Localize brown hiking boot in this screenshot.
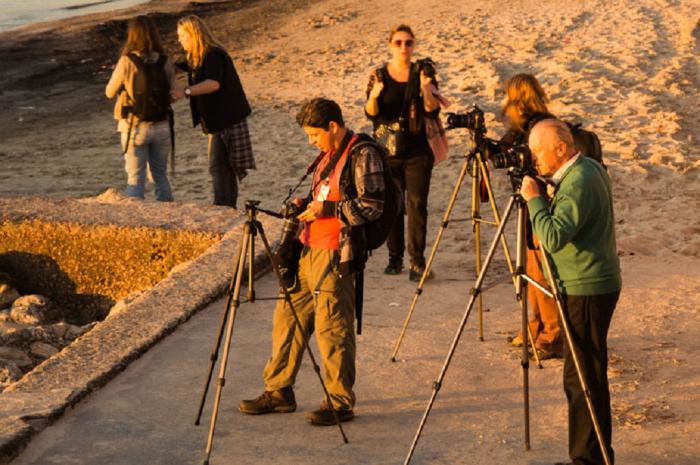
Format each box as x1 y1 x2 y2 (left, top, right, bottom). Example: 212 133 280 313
239 387 296 414
305 400 354 426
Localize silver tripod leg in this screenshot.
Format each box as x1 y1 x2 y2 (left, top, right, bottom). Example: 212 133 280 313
403 196 518 465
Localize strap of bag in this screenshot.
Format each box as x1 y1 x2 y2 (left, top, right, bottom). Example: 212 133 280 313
168 108 175 175
396 64 414 132
122 113 136 155
377 65 413 132
355 270 364 335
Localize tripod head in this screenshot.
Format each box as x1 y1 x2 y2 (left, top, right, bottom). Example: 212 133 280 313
244 199 285 220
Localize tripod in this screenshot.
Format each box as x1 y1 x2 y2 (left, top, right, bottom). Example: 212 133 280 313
194 200 348 465
402 186 611 465
390 146 542 367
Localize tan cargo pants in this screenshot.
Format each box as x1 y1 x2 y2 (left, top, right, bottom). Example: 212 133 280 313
263 247 356 410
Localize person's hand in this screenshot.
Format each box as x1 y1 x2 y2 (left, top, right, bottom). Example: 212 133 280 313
297 201 323 222
419 70 433 93
368 71 384 100
520 176 542 201
291 197 305 207
170 88 185 102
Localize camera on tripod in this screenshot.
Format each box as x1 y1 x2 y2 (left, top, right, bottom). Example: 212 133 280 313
445 105 536 179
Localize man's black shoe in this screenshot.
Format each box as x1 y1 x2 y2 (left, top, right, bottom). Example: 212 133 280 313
384 257 403 275
305 402 354 426
239 386 296 414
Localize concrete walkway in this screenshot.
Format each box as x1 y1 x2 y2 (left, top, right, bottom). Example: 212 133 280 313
11 253 696 465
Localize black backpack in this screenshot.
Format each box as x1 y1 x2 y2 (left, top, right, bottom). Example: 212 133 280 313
344 134 402 335
568 122 605 168
126 53 171 122
346 134 402 254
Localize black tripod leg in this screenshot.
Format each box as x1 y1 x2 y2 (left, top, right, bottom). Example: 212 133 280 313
515 202 531 451
403 196 516 465
539 249 613 465
202 226 250 465
391 160 470 362
255 221 349 444
194 227 246 426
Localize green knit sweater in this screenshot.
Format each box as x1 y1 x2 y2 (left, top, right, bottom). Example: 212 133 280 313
527 156 622 296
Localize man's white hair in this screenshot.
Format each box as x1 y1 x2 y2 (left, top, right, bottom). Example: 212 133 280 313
532 118 574 150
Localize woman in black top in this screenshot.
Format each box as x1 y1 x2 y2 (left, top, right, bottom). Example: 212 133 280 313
172 15 255 208
365 24 440 282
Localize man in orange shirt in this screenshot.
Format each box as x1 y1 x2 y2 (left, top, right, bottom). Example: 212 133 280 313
239 98 386 426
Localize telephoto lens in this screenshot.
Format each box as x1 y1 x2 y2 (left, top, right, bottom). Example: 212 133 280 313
272 202 304 290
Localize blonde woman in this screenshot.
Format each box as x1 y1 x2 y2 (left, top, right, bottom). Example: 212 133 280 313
499 73 552 147
105 15 174 201
499 73 561 360
172 15 254 208
364 24 440 282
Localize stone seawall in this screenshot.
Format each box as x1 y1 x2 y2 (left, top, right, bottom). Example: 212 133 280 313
0 193 282 463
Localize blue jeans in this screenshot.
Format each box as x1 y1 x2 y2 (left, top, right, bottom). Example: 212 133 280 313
120 121 173 201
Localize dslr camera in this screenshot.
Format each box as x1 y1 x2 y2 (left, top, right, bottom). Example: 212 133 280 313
273 201 305 290
416 57 436 79
445 105 535 178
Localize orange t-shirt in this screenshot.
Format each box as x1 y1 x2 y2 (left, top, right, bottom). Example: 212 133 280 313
300 135 358 250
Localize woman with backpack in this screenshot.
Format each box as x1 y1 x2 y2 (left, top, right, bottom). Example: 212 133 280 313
364 24 441 282
171 15 254 209
106 15 174 202
499 73 562 360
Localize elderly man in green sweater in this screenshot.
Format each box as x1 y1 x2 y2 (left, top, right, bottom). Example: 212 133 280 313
520 119 621 465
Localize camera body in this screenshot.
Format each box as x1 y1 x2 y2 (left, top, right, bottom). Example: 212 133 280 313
416 57 436 79
446 106 485 132
445 105 536 178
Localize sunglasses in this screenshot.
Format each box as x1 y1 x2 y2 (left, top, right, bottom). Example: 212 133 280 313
392 39 415 48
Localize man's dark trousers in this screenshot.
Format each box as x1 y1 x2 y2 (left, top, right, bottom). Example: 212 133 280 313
563 291 620 465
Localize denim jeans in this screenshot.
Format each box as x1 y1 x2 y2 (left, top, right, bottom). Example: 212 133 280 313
208 132 238 208
120 121 173 201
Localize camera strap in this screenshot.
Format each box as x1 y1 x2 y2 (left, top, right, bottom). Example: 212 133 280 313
310 130 355 194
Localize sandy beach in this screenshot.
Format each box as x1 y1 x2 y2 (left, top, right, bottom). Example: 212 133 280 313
0 0 698 462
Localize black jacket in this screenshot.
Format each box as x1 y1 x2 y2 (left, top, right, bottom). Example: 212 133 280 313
187 46 251 133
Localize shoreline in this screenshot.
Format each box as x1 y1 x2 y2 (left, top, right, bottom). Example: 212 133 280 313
0 0 149 34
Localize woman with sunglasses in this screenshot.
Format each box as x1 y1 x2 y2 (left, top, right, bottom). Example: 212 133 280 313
499 73 561 360
171 15 254 208
365 24 440 282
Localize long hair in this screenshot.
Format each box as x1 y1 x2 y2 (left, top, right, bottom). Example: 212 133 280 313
500 73 550 132
177 15 224 69
121 15 164 56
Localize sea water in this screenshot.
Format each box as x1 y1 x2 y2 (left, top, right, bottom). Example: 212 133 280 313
0 0 148 32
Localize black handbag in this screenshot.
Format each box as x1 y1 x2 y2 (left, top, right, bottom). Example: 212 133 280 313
373 120 406 157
